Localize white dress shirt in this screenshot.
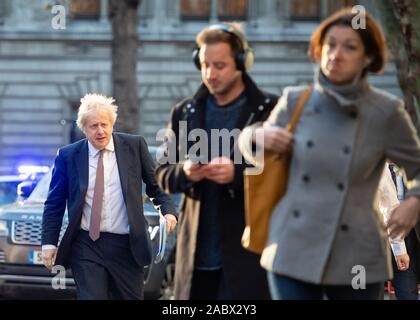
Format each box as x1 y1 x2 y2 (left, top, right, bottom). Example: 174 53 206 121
42 137 129 251
80 137 129 234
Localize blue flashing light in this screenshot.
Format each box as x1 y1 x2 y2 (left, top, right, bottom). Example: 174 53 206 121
17 165 50 175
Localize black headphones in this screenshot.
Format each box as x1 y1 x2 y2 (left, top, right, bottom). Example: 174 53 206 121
192 24 254 72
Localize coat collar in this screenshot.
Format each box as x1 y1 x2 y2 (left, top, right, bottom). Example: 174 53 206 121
73 133 134 202
315 68 369 110
87 136 115 157
188 73 273 130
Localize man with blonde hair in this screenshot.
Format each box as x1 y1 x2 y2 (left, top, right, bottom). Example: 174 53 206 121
42 93 177 299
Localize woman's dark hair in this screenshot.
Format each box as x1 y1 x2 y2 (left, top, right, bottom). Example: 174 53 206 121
308 8 387 75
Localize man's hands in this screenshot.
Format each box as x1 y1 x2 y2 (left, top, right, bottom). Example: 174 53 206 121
387 196 420 239
164 213 177 235
395 254 410 271
183 157 234 184
183 160 208 182
42 248 57 271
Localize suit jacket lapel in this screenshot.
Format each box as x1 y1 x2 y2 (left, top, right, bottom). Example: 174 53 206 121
74 140 89 196
113 133 134 206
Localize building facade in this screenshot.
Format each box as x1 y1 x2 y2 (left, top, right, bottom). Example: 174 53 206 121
0 0 400 174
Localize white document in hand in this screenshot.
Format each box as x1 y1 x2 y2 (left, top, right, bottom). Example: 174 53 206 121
154 214 167 264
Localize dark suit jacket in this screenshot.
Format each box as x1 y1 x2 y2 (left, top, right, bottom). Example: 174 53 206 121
42 132 176 269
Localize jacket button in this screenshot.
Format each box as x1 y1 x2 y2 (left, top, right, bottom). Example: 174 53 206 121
265 98 271 104
343 146 351 154
307 140 314 148
337 183 344 191
191 108 195 113
302 174 310 183
349 110 358 118
258 105 264 111
187 103 192 109
293 210 300 218
341 224 349 231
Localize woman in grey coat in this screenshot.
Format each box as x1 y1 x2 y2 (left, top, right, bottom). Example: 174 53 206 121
240 8 420 299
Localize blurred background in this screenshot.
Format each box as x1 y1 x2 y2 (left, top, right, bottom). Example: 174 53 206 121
0 0 401 176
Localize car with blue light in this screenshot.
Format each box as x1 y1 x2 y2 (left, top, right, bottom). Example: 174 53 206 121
0 165 48 206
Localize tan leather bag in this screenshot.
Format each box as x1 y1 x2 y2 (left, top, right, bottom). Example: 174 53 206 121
242 87 313 254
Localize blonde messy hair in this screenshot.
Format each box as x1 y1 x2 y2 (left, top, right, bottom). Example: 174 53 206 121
76 93 118 130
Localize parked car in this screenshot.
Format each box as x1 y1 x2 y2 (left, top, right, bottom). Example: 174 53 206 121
0 150 178 300
0 176 26 206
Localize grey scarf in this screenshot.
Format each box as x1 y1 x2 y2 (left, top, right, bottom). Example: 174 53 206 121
314 67 369 110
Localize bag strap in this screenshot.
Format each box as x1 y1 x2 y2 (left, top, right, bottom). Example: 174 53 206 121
287 86 313 133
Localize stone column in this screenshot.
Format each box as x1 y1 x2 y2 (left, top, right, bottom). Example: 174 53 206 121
100 0 108 23
7 0 34 27
249 0 282 27
0 1 5 25
162 0 180 26
320 0 328 19
210 0 218 23
265 0 278 23
154 0 166 22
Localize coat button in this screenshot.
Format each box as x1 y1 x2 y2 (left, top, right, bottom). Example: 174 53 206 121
343 146 351 154
337 183 344 191
265 98 271 104
187 103 192 109
341 224 349 231
349 110 358 118
191 108 195 113
258 105 264 111
293 210 300 218
302 174 310 183
314 106 321 113
307 140 314 148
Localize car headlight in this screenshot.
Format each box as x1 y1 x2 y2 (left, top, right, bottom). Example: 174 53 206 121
0 220 8 237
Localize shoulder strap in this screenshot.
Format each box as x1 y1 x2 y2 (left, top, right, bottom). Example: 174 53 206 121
287 86 313 133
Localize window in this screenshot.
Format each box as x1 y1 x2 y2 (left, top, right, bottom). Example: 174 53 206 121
291 0 321 21
328 0 357 15
181 0 247 21
181 0 210 21
71 0 100 20
217 0 247 20
290 0 358 21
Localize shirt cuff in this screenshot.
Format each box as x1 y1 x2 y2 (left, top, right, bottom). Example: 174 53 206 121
42 244 57 251
390 239 407 256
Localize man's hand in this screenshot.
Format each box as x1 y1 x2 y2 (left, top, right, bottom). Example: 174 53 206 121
258 123 292 153
387 196 420 239
395 254 410 271
164 214 177 235
42 248 57 271
205 157 234 184
183 160 208 182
